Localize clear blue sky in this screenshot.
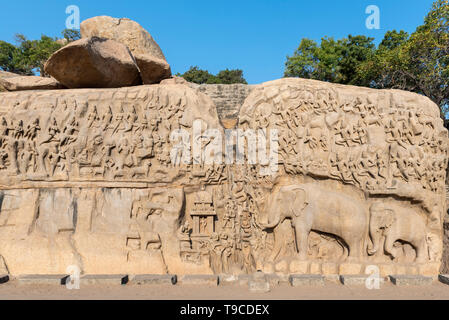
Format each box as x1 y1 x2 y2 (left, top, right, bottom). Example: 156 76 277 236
0 0 436 84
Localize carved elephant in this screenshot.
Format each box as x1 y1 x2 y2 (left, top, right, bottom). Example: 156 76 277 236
259 184 368 261
368 202 428 263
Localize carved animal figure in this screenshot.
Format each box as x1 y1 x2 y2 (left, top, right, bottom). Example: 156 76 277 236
259 184 368 261
367 202 428 263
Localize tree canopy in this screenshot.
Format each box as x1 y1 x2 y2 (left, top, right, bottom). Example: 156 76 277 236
285 0 449 120
0 29 80 76
178 66 247 84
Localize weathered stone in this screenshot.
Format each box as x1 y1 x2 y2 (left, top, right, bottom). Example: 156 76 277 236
321 262 338 275
187 83 255 120
289 274 325 286
131 274 177 285
133 54 171 85
0 71 19 92
340 275 385 286
324 274 341 283
249 280 270 293
179 275 218 286
275 260 288 273
248 272 270 293
262 262 275 274
389 275 434 286
0 77 445 280
378 264 396 277
339 263 363 275
17 274 68 285
237 274 251 286
418 262 440 276
0 76 65 91
81 16 171 84
290 260 309 274
80 274 129 285
44 37 141 88
310 262 322 274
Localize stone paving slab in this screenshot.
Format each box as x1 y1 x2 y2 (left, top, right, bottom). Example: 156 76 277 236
389 275 433 286
80 275 129 286
179 275 218 286
17 274 68 285
340 275 386 286
131 274 177 285
248 279 270 293
289 274 325 287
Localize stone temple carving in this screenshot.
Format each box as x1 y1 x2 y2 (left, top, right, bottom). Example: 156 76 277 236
0 77 446 278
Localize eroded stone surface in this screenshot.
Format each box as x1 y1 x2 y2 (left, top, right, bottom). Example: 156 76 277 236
81 16 171 84
0 77 446 278
0 76 65 91
44 37 141 88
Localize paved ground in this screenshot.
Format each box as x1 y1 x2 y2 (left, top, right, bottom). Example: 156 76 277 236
0 281 449 300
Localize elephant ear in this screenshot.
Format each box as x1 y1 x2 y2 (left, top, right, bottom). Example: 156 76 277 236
291 188 308 217
381 209 395 229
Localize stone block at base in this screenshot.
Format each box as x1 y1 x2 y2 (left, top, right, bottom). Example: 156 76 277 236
218 274 239 285
237 275 251 286
289 274 325 287
17 274 68 285
248 280 270 293
389 275 433 286
340 275 385 286
179 275 218 286
80 275 129 286
131 274 177 285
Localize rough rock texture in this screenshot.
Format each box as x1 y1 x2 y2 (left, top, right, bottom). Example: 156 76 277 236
441 218 449 273
0 77 446 277
187 83 255 120
44 37 141 89
133 54 171 85
0 71 18 92
0 75 65 91
81 16 171 84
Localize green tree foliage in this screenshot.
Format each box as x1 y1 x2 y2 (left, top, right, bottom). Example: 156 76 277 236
214 69 247 84
361 0 449 118
284 35 375 85
178 66 247 84
62 29 81 42
0 29 80 76
285 0 449 119
178 66 215 84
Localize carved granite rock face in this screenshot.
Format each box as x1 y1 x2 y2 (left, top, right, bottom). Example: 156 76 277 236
81 16 171 85
0 75 65 91
44 37 142 89
0 77 446 277
0 71 18 92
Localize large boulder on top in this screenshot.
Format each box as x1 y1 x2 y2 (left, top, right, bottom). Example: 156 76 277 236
44 37 141 88
0 75 65 91
81 16 171 84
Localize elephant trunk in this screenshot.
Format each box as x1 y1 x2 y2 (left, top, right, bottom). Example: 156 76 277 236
367 225 381 255
259 210 282 230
